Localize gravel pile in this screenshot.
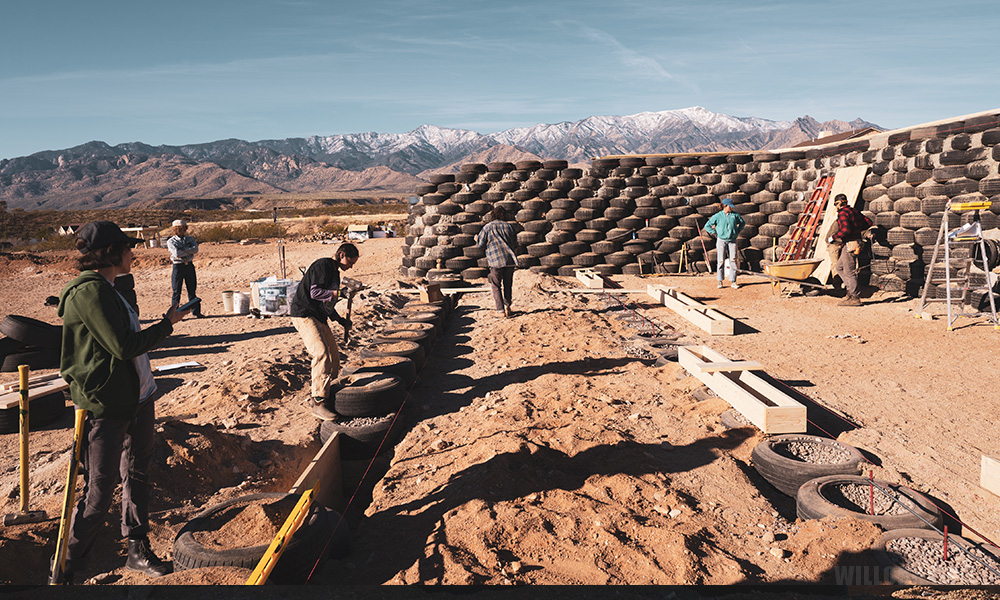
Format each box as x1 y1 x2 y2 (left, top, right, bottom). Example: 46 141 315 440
825 482 910 515
773 439 853 464
339 414 393 427
886 536 1000 585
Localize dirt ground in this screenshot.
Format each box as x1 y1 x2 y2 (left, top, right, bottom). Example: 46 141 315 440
1 234 999 592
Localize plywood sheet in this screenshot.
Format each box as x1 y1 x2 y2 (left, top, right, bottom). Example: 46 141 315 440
813 164 870 284
982 455 1000 498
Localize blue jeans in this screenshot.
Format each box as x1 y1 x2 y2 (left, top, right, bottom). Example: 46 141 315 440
716 238 737 283
171 262 197 308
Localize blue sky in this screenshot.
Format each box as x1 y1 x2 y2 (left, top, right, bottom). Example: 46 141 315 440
1 0 997 160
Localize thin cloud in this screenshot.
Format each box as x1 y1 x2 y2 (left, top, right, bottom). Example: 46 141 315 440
575 24 675 83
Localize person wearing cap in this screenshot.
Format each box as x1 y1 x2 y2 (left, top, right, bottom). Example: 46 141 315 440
705 198 746 289
476 205 518 317
56 221 191 582
166 220 204 317
290 243 360 420
828 193 873 306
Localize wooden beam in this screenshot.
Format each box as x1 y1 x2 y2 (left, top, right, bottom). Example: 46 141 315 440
982 455 1000 498
397 287 491 295
0 373 60 392
647 284 736 336
290 432 344 510
679 345 807 434
0 377 69 410
813 164 869 284
575 268 605 289
569 288 649 294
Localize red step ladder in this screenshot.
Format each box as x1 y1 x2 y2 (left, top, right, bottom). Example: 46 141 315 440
778 175 834 262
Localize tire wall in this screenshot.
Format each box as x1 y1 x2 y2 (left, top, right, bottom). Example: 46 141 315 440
402 115 1000 297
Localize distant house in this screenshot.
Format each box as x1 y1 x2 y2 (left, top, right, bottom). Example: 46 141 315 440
58 224 86 236
347 224 374 241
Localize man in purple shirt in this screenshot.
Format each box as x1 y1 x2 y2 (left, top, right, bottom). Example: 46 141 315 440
290 243 360 419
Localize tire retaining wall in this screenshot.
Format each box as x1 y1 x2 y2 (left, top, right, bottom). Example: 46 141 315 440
400 111 1000 302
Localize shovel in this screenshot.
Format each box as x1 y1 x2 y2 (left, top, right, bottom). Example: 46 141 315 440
2 365 48 526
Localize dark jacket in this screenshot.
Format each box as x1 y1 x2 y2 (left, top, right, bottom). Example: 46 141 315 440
58 271 172 420
290 257 341 323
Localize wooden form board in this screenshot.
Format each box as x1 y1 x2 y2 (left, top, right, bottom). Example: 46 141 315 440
397 287 490 295
0 377 69 410
982 455 1000 498
678 345 807 434
290 432 344 509
575 268 605 289
812 164 870 284
647 284 736 336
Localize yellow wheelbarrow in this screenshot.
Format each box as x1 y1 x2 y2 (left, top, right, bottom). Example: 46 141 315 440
740 258 830 295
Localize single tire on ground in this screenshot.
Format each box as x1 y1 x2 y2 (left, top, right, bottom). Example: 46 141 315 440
172 492 349 583
0 316 61 349
795 474 943 530
751 434 864 497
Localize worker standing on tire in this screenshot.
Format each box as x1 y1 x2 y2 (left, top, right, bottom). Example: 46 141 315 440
828 194 872 306
476 206 518 317
166 220 204 318
705 198 745 289
290 243 360 420
57 221 190 583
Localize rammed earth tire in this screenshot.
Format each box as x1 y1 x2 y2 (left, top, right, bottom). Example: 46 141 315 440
360 340 426 370
333 373 406 418
341 356 417 389
0 390 67 434
0 316 61 349
751 434 864 497
720 408 755 431
795 475 943 530
1 347 61 372
172 492 349 583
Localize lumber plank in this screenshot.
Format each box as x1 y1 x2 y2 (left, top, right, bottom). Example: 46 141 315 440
982 455 1000 498
575 268 605 289
690 360 764 374
397 287 491 294
813 164 869 284
0 373 60 392
678 345 806 434
0 377 69 410
647 284 736 336
290 431 343 510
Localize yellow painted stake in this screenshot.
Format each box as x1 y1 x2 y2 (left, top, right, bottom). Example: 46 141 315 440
245 483 317 585
50 408 86 585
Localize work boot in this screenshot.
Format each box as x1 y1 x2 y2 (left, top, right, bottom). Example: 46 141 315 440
838 295 862 307
311 397 338 421
125 537 172 577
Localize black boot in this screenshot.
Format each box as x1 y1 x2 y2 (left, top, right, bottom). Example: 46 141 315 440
125 537 172 577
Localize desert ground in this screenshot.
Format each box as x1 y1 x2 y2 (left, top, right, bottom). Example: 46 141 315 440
0 232 999 593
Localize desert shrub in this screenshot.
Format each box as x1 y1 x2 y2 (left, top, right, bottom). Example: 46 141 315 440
197 222 281 243
320 223 347 236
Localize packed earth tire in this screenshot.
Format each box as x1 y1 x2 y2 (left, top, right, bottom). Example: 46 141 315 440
372 328 432 351
0 390 67 434
720 408 755 430
319 413 399 459
1 347 61 372
873 528 1000 585
360 340 426 371
172 492 349 583
751 434 864 497
0 316 61 349
333 373 406 418
795 474 943 530
341 356 417 389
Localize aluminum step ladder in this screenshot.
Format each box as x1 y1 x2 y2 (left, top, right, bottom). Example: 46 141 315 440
916 200 999 331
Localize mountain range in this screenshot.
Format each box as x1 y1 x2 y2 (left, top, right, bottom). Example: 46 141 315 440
0 107 878 211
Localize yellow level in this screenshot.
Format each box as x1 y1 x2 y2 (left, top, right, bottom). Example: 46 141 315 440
245 483 317 585
950 202 992 211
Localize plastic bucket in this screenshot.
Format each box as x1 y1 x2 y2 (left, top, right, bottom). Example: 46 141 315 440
221 291 235 313
233 292 250 315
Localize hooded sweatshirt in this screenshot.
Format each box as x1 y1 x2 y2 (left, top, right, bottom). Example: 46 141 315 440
58 271 172 419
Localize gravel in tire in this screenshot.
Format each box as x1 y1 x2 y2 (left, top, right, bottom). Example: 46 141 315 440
796 474 943 530
877 529 1000 585
751 434 864 497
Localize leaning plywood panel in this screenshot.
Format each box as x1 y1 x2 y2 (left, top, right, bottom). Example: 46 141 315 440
813 164 869 284
647 284 735 335
290 432 344 510
982 456 1000 498
678 345 807 434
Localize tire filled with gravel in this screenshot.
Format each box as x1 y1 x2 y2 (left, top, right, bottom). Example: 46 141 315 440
875 528 1000 585
796 474 943 530
751 434 864 497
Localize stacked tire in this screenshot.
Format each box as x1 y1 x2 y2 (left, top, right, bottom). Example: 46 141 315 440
0 315 66 433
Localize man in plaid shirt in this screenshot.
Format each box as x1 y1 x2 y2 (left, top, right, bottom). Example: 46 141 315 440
476 206 518 317
828 193 872 306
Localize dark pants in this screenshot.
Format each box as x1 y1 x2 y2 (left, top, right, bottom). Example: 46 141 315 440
488 266 515 311
67 400 155 567
171 263 197 308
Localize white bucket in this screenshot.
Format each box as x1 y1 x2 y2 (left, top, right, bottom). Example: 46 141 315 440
233 292 251 315
221 290 235 313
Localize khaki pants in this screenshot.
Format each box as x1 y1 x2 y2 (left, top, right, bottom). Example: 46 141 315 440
291 316 340 399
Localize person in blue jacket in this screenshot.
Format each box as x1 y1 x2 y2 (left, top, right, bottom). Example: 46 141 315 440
705 198 746 289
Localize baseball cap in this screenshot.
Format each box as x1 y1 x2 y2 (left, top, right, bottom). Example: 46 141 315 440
172 219 187 227
76 221 143 254
722 198 735 208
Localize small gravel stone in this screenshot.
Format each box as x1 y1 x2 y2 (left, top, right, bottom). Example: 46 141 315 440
886 536 1000 585
770 548 788 558
773 439 852 464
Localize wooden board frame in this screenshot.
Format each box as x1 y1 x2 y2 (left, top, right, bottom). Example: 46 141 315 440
647 284 736 336
813 164 870 284
0 377 69 410
982 455 1000 498
290 432 344 510
575 268 605 289
678 345 807 434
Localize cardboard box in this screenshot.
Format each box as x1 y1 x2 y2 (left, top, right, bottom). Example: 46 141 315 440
250 278 299 315
420 283 443 303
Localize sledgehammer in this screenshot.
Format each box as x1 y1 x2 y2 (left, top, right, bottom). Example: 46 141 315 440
2 365 48 526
